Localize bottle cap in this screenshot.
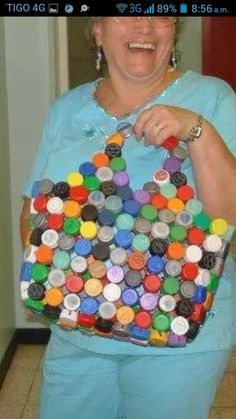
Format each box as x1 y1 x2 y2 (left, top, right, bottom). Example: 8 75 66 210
47 214 64 231
98 225 114 244
210 218 228 236
140 204 158 222
79 161 96 176
116 213 135 231
46 197 64 214
107 265 124 283
48 269 66 287
105 195 123 214
71 256 87 273
63 200 81 218
45 288 64 307
159 295 176 312
114 229 132 249
185 245 202 263
67 171 84 186
83 176 100 192
160 183 177 199
63 218 81 236
98 301 116 319
113 171 130 188
140 292 158 311
177 185 194 201
103 283 121 302
151 221 170 239
64 293 81 311
66 275 84 293
38 179 54 195
170 171 187 188
116 186 133 202
180 281 197 298
75 239 92 257
124 270 143 287
96 166 114 183
84 278 103 297
81 297 99 315
170 316 189 335
132 234 150 253
153 169 170 185
88 190 106 209
163 156 181 174
143 181 160 195
80 221 97 240
58 233 75 251
53 182 70 199
41 229 59 248
109 157 126 172
165 260 182 277
133 190 150 205
162 276 180 295
105 143 122 159
110 247 127 266
69 185 89 204
128 252 146 270
28 283 46 301
92 242 110 261
121 288 139 306
134 218 152 235
176 211 193 228
31 263 48 282
81 204 98 222
153 313 170 332
149 238 168 256
143 274 161 292
134 311 152 328
53 250 71 270
203 235 222 252
92 152 109 168
116 306 135 324
89 260 107 278
185 198 203 216
36 244 53 265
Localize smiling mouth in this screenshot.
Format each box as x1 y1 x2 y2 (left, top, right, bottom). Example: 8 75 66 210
127 42 156 51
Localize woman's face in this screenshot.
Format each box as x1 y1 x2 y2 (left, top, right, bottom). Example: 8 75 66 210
93 17 177 81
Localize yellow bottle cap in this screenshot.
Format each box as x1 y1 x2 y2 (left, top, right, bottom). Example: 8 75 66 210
210 218 228 236
116 306 134 325
63 200 81 218
106 132 124 146
80 221 97 240
167 197 185 214
149 329 168 346
45 288 64 307
67 172 84 187
84 278 103 297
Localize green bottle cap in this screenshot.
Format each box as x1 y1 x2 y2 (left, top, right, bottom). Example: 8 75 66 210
131 234 150 253
162 276 180 295
206 273 220 293
53 251 71 270
31 263 48 282
109 157 126 172
170 225 187 242
115 213 135 231
131 305 141 314
83 176 100 191
185 199 203 216
81 270 92 280
63 218 81 236
160 183 177 199
193 213 211 231
153 313 170 332
24 298 44 313
140 204 158 222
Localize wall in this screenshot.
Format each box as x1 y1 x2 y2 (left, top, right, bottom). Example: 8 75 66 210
4 17 56 328
0 18 15 360
177 17 202 73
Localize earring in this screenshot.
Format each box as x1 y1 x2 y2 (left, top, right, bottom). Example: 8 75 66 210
170 49 177 71
96 46 102 71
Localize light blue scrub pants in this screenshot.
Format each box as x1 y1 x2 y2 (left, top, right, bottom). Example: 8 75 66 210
38 331 233 419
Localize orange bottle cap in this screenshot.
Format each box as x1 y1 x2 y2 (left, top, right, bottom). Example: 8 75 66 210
63 200 81 218
45 288 64 307
128 252 146 270
167 197 185 213
106 132 124 146
36 245 53 265
151 194 167 210
92 152 109 168
167 242 185 260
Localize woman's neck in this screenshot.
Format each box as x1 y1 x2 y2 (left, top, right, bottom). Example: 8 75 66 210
95 68 182 118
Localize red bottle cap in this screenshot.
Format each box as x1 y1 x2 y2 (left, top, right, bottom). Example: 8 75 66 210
134 311 152 328
177 185 194 201
69 186 89 204
33 195 48 212
162 136 179 151
187 227 205 245
77 313 96 328
47 214 64 231
181 263 198 281
151 194 167 210
66 275 84 293
188 304 205 322
143 274 161 292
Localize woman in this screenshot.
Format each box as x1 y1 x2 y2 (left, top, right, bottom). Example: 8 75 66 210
20 17 236 419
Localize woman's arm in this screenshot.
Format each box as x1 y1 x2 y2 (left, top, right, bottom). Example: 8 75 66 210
20 197 31 249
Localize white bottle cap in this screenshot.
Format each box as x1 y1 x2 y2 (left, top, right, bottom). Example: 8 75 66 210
171 316 189 336
194 268 211 286
203 235 222 253
98 226 114 244
110 247 127 266
103 283 121 302
153 169 170 185
60 309 78 321
151 222 170 239
41 229 59 248
64 294 81 311
159 295 176 312
71 256 87 273
96 167 113 183
48 269 66 287
185 245 202 263
23 245 38 263
46 197 64 214
98 301 117 319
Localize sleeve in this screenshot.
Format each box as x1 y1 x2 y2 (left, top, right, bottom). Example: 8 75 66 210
209 85 236 158
21 105 55 198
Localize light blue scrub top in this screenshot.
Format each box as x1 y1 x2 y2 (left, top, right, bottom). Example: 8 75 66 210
22 70 236 355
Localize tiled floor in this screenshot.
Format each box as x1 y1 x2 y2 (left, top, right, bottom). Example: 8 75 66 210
0 345 236 419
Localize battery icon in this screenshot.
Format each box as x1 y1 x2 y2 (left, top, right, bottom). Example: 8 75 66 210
180 3 187 13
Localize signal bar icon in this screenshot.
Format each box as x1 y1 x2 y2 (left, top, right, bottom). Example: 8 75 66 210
144 3 155 14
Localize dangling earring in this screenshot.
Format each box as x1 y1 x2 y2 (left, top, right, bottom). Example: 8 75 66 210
169 49 177 71
96 46 102 71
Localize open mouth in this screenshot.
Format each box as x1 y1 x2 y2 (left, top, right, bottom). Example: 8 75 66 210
127 42 156 52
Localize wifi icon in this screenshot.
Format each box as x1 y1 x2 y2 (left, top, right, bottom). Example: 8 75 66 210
116 3 128 13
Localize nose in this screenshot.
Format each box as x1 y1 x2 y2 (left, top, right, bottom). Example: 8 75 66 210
134 17 155 31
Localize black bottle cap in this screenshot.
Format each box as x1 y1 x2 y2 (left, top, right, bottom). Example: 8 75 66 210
81 204 98 222
176 298 194 318
100 181 117 197
105 143 122 159
170 172 187 188
28 283 46 300
149 238 168 256
186 321 200 340
92 242 110 261
29 228 43 246
199 252 216 269
53 182 70 199
43 304 61 320
95 317 113 333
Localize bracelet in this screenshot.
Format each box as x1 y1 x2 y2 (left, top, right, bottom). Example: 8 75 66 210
186 114 203 143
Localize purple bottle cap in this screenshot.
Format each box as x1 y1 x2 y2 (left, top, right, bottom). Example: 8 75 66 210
140 292 158 311
107 265 124 283
167 331 187 347
121 288 139 306
113 171 130 187
134 190 150 205
163 157 181 174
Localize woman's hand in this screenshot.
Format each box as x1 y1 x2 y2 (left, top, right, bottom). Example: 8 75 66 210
134 105 200 147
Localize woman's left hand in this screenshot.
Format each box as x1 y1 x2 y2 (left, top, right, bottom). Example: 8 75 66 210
134 105 200 147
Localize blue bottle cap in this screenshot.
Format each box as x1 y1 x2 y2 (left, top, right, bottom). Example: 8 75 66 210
114 229 132 249
81 297 99 315
147 256 165 274
98 209 115 226
20 262 33 281
116 186 133 201
79 162 96 176
121 288 139 306
74 239 92 257
129 325 149 340
191 286 207 304
123 199 140 217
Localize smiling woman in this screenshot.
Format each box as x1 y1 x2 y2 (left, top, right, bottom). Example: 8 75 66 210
20 15 236 419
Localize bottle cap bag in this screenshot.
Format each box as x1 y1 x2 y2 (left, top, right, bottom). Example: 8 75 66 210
20 124 233 347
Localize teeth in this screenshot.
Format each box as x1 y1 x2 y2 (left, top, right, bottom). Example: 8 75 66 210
128 43 155 50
